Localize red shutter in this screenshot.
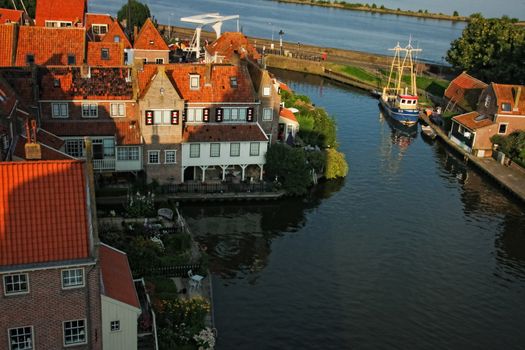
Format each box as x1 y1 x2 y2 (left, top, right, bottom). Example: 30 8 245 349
145 110 154 125
171 110 179 125
203 108 210 122
247 107 254 122
215 108 223 122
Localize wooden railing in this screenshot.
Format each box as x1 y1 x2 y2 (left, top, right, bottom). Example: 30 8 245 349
93 158 116 171
163 182 274 194
132 264 201 278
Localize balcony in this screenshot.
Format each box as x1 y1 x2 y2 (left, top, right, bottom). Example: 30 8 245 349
93 158 116 172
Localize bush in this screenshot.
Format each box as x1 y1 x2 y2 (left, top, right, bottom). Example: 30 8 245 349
265 144 312 195
325 148 349 179
306 150 326 173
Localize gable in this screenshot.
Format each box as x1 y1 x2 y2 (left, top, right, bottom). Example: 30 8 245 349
35 0 87 27
133 18 169 51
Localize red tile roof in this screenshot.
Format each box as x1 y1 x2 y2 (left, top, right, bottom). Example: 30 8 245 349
206 32 261 62
0 8 23 24
492 83 525 115
99 244 140 309
13 135 72 160
183 124 268 142
445 72 487 112
85 13 114 34
0 160 91 267
133 18 169 51
42 120 141 145
0 68 35 104
453 111 494 131
86 13 131 49
279 82 291 93
138 64 255 103
101 21 131 49
87 42 125 66
35 0 87 27
39 67 132 100
0 24 16 66
279 108 298 123
15 26 86 66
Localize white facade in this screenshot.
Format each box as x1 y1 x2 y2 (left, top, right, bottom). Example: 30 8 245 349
101 295 141 350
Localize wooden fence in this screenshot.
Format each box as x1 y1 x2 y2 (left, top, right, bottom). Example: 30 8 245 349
133 264 201 278
163 182 274 194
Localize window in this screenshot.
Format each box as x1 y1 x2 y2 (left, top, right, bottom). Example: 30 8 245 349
62 268 84 289
114 35 120 43
165 150 177 164
67 54 76 65
3 274 29 295
148 150 160 164
117 147 139 161
484 95 491 108
263 86 271 96
155 58 164 64
210 143 220 157
223 108 246 122
101 48 110 60
498 123 508 134
262 108 273 121
187 108 203 123
230 143 240 157
82 103 98 118
9 326 33 350
63 320 87 346
65 139 84 158
46 20 72 27
250 142 260 156
110 321 120 332
501 103 512 112
92 24 108 35
153 110 171 125
52 103 68 118
190 144 200 158
53 79 60 88
190 74 200 90
110 103 125 117
26 54 34 65
230 76 238 88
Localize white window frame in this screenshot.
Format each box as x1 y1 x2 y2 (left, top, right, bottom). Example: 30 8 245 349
81 103 98 118
8 326 34 350
92 24 108 35
165 150 177 164
3 273 29 296
148 150 160 164
210 143 220 157
187 108 203 123
189 144 200 158
190 74 200 90
52 103 68 118
64 138 84 158
263 86 271 96
262 108 273 121
498 123 508 135
223 107 247 122
61 268 85 289
230 142 240 157
63 319 87 347
155 58 164 64
110 103 125 117
117 146 139 161
110 320 120 332
250 142 260 156
153 110 172 125
45 20 72 27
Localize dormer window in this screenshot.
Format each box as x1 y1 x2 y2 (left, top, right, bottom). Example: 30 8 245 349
190 74 200 90
53 79 60 88
67 54 76 65
230 76 238 88
114 35 120 43
92 24 108 35
501 103 512 112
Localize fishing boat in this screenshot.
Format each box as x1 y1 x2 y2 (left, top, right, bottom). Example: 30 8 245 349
379 41 422 126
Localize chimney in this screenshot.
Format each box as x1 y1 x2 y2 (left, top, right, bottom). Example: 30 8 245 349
513 87 522 111
84 137 100 259
205 63 212 86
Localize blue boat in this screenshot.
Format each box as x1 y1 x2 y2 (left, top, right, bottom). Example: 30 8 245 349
380 42 421 126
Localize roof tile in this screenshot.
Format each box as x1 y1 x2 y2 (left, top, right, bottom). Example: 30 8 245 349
133 18 169 51
183 124 267 142
35 0 86 27
492 83 525 115
206 32 261 62
444 72 487 112
0 8 23 24
0 24 16 66
453 111 494 130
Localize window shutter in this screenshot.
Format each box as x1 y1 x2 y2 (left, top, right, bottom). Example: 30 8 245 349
247 107 254 122
182 109 187 122
145 110 154 125
203 108 210 122
171 110 179 125
215 108 223 122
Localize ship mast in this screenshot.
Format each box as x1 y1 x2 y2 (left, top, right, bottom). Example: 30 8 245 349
384 41 422 97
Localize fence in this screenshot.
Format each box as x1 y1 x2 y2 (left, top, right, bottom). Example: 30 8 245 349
163 182 274 194
257 47 322 62
133 264 201 278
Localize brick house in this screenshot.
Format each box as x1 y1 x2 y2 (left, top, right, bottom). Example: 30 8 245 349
86 13 132 67
449 84 525 157
205 32 261 64
131 18 169 65
444 72 488 114
35 0 87 27
0 160 103 350
0 8 30 25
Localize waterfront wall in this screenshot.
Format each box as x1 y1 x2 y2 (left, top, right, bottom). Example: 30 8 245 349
265 55 325 75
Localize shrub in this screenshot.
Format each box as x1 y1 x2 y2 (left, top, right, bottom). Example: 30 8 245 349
265 144 312 195
325 148 349 179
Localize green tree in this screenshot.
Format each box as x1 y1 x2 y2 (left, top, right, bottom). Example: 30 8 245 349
265 144 312 195
117 0 151 32
446 14 525 84
452 10 459 16
0 0 36 18
325 148 349 179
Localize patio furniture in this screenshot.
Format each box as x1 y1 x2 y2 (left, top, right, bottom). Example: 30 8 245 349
188 269 204 289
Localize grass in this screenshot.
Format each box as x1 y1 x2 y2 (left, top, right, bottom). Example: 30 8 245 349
338 65 379 85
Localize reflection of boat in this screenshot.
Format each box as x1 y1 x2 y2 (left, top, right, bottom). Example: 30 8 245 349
421 124 437 140
380 41 422 126
380 111 417 149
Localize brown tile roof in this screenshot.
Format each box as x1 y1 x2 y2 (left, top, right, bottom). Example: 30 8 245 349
13 135 72 160
0 8 23 24
0 160 91 267
0 24 16 66
35 0 87 27
279 108 298 123
206 32 261 62
183 124 268 142
453 111 494 131
492 83 525 115
99 244 140 309
15 26 86 66
133 18 169 51
445 72 487 112
39 67 132 100
42 120 141 145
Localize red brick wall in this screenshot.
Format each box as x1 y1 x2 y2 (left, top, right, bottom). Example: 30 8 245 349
87 42 124 67
40 101 136 121
0 264 102 350
133 50 169 64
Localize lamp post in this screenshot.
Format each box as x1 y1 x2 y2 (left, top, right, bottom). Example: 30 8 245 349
268 22 275 50
168 13 174 40
278 30 284 55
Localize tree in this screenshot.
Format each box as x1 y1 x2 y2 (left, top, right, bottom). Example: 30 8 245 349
0 0 36 18
117 0 151 33
446 14 525 84
452 10 459 16
265 144 312 195
325 148 349 179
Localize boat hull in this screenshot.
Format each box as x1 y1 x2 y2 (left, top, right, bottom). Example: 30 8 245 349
379 99 419 125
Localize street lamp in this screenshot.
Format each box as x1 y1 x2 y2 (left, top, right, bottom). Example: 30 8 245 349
168 13 174 40
278 30 284 55
268 22 275 50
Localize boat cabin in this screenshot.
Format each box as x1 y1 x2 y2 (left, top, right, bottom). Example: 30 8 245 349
397 95 418 110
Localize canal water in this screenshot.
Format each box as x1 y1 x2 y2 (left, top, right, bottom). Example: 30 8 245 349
181 70 525 349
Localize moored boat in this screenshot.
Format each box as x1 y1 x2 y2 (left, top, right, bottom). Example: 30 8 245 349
380 41 422 126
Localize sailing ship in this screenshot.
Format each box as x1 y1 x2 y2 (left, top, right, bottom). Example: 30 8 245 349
379 41 422 126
